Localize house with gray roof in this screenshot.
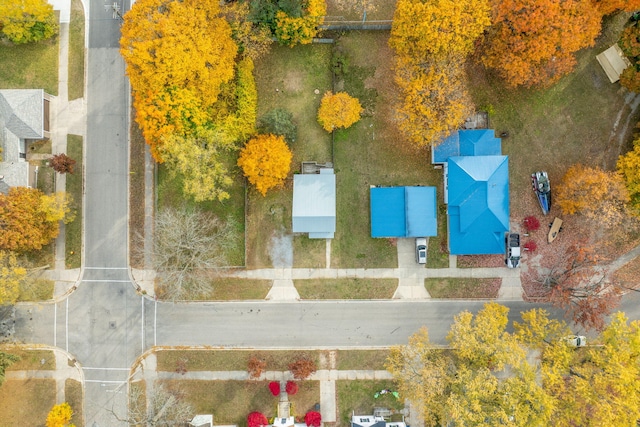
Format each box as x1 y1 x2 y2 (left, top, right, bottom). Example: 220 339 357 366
292 169 336 239
0 89 51 188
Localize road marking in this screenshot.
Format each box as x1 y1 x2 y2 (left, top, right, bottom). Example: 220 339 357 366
83 367 130 371
82 279 131 283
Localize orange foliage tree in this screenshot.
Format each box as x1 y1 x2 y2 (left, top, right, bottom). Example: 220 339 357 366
120 0 238 161
317 91 363 132
238 134 292 196
0 188 73 252
556 164 630 227
389 0 490 147
618 24 640 93
591 0 640 15
617 136 640 215
46 402 74 427
481 0 602 88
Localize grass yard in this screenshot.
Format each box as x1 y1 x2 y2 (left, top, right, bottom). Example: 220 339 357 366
0 36 58 95
425 278 501 299
18 277 54 301
3 349 56 370
161 380 320 424
189 278 271 301
331 31 441 268
293 236 327 268
248 44 333 268
66 134 83 268
129 114 146 268
156 350 323 372
335 350 390 370
336 380 403 426
0 379 56 426
65 379 83 426
325 0 396 21
68 0 85 100
427 201 449 268
294 279 397 299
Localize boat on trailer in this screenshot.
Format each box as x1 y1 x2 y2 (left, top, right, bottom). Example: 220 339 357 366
531 171 551 215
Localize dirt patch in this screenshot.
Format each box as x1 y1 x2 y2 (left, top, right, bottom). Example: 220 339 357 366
283 70 304 93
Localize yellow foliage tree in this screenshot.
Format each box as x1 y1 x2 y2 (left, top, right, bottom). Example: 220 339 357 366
275 0 326 46
556 164 630 227
617 136 640 215
0 0 58 44
0 251 26 305
221 1 273 60
120 0 238 161
238 134 292 196
317 91 363 132
46 402 74 427
481 0 602 88
0 188 73 252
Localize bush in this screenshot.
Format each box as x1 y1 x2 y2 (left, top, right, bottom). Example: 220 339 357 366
286 380 298 395
523 216 540 232
50 154 76 174
269 381 281 396
288 357 317 380
248 412 268 427
248 356 267 379
523 241 537 252
257 108 297 144
305 411 322 427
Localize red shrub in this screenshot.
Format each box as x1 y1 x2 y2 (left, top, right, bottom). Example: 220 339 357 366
524 216 540 232
248 412 268 427
286 381 298 395
523 241 537 252
248 356 266 379
50 153 76 174
269 381 281 396
305 411 322 427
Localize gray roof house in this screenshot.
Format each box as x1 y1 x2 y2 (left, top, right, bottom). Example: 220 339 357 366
292 169 336 239
0 89 50 188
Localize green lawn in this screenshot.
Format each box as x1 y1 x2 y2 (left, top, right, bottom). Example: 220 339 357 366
335 350 390 370
0 36 58 95
68 0 85 100
295 278 397 299
425 278 501 299
293 236 327 268
336 380 404 426
65 134 83 268
18 278 54 301
4 349 56 371
65 379 83 426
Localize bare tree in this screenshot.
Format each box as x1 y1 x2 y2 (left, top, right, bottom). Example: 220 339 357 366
148 207 239 301
124 383 193 427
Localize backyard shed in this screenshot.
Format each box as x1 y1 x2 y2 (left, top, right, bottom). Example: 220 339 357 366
370 186 437 238
596 44 631 83
292 169 336 238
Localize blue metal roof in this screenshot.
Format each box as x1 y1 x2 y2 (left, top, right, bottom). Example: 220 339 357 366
370 186 437 238
447 156 509 254
432 129 502 163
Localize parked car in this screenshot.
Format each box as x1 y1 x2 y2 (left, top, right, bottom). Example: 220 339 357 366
563 335 587 347
415 238 427 264
505 233 521 268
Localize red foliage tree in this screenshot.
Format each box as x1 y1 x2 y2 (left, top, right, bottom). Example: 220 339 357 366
269 381 281 396
523 216 540 232
50 153 76 174
285 381 298 395
288 357 317 380
523 241 537 252
248 412 268 427
247 356 266 379
305 411 322 427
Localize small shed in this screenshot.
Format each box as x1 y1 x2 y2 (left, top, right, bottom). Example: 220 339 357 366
370 186 437 238
596 44 631 83
292 169 336 238
190 415 213 427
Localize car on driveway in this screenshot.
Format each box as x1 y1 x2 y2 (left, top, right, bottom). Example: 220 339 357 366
415 238 427 264
563 335 587 347
505 233 521 268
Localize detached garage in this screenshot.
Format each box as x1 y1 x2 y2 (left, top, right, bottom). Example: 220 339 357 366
292 169 336 238
370 186 437 238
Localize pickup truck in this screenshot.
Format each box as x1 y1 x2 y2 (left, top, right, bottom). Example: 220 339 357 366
505 233 521 268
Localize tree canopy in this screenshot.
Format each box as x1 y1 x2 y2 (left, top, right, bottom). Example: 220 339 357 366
317 91 363 132
617 136 640 215
0 250 26 305
0 188 73 252
238 134 292 196
46 403 75 427
0 0 58 44
388 304 640 427
481 0 601 88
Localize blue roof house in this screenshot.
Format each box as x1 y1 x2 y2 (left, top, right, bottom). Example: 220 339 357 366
431 129 509 255
370 186 437 238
